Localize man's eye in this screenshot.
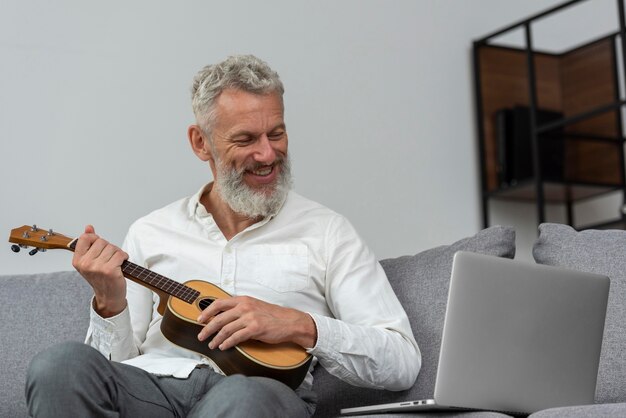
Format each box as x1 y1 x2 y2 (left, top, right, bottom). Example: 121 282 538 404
269 132 285 140
234 136 254 144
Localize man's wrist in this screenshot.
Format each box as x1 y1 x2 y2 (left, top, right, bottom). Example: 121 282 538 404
291 310 318 349
93 296 127 318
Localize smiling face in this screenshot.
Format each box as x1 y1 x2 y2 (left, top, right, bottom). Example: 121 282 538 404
189 88 292 218
210 89 289 191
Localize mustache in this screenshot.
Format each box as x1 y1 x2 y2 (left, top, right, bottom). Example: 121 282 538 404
238 156 285 174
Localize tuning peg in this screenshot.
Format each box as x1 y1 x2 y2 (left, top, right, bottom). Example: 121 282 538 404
28 248 39 256
22 231 30 239
11 245 20 253
31 224 39 232
47 229 54 236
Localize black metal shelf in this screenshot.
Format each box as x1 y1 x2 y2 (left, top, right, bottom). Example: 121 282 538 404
475 0 582 46
473 0 626 230
548 132 626 144
537 99 626 134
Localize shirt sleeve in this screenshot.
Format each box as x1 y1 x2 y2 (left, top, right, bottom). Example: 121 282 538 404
84 224 154 361
306 215 421 391
84 297 139 360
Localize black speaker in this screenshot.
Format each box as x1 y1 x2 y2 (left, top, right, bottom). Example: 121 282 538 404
495 106 564 188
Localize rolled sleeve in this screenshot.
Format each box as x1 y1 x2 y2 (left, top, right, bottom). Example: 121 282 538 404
306 312 420 390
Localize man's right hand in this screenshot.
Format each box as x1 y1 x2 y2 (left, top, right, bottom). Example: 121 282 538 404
72 225 129 318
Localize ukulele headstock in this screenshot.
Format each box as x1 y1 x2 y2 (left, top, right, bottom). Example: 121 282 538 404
8 225 73 255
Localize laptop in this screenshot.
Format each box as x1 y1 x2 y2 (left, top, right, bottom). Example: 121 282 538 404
341 251 610 416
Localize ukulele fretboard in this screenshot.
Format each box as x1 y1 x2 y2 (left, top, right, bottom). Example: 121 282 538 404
120 261 200 304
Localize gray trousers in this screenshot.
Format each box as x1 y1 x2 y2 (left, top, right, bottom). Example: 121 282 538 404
25 342 316 418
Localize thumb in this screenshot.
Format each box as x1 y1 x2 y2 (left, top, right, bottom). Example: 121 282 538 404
84 225 96 234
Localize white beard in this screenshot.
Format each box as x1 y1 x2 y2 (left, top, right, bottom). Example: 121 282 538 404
213 155 292 219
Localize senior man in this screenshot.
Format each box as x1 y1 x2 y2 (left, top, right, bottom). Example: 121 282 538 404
26 55 420 418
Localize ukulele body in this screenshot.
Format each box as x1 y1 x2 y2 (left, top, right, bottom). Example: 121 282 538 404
161 280 312 390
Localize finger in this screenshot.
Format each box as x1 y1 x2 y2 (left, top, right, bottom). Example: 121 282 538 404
97 244 128 265
72 236 102 272
73 228 99 257
97 244 118 264
216 327 253 351
197 308 241 341
110 249 129 266
198 295 259 323
84 238 109 261
106 250 129 279
208 320 248 350
98 248 129 281
197 298 237 323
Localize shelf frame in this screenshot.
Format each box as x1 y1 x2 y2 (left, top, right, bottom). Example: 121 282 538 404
473 0 626 230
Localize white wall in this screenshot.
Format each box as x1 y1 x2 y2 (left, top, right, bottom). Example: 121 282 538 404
1 0 621 275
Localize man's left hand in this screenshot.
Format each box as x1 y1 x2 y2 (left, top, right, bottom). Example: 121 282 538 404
196 296 317 350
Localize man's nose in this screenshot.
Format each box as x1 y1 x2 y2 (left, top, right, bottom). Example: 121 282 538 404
253 135 277 163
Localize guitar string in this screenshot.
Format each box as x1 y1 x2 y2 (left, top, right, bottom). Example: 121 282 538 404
128 263 196 302
122 262 200 303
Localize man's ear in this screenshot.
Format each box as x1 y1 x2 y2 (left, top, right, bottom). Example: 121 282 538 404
188 125 212 162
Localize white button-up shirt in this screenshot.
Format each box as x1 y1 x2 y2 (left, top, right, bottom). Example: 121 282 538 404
86 185 421 391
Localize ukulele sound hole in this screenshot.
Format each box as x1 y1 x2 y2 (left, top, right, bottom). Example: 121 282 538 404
198 298 215 311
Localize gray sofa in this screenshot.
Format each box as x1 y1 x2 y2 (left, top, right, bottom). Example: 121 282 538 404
2 224 625 417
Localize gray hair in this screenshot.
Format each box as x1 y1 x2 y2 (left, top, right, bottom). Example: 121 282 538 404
191 55 284 138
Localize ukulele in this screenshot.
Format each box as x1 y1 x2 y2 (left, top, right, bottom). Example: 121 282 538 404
9 225 312 390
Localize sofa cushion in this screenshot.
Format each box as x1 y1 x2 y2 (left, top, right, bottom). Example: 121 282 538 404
340 412 514 418
532 223 626 404
528 402 626 418
312 225 516 417
0 271 90 418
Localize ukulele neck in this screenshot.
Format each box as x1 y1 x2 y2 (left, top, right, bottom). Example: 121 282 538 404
68 238 199 304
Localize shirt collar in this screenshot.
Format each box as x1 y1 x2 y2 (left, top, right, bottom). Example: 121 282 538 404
186 182 283 234
187 182 213 219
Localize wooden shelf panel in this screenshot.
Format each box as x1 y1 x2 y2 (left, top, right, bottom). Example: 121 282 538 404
487 181 622 203
478 46 560 192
